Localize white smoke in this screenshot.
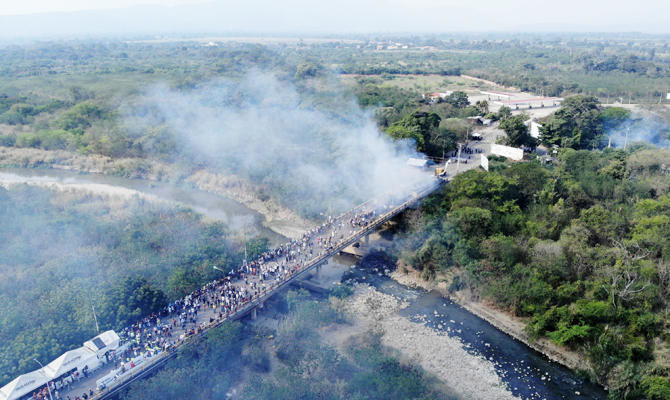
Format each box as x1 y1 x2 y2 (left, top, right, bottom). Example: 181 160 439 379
607 114 670 149
124 71 434 217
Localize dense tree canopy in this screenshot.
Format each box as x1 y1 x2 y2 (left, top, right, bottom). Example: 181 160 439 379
386 110 441 153
0 186 242 386
540 96 604 149
399 148 670 399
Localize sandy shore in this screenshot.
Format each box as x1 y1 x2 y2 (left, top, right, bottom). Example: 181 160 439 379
340 284 519 400
390 266 592 374
0 146 311 238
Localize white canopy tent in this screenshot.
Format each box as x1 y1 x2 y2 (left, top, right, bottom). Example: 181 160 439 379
0 369 49 400
1 330 120 400
43 347 100 379
83 330 120 358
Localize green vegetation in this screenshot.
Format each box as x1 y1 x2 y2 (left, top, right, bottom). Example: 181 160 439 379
0 185 243 386
122 290 453 400
398 148 670 399
500 114 535 147
540 96 606 149
1 34 670 399
387 111 441 153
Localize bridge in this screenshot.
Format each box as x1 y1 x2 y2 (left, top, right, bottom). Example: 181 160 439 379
91 180 447 400
3 155 486 400
229 179 446 321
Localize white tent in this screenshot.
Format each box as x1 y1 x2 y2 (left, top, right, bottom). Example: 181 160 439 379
0 369 49 400
43 347 99 379
83 330 120 357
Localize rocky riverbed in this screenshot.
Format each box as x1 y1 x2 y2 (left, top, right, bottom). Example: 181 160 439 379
341 284 519 400
390 266 591 373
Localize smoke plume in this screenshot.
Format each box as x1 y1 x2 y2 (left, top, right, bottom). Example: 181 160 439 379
607 113 670 149
124 71 434 218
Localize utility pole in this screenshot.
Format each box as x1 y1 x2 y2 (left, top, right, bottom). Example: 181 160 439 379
92 304 100 335
33 359 54 400
243 234 248 267
456 143 462 173
624 127 630 150
88 292 100 335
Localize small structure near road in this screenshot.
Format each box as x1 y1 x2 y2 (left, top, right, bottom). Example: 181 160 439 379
84 331 120 359
0 369 51 400
423 91 452 104
480 154 490 171
470 132 484 141
481 90 562 110
490 144 524 161
526 120 543 139
0 331 120 400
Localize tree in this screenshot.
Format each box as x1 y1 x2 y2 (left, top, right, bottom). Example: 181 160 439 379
440 117 470 142
167 267 203 298
475 100 489 115
386 111 440 153
246 237 270 260
427 128 457 158
294 62 323 79
445 91 470 108
497 106 512 121
600 106 632 132
56 102 105 134
501 163 551 208
641 376 670 400
500 115 535 147
539 95 604 149
100 276 167 328
448 169 519 211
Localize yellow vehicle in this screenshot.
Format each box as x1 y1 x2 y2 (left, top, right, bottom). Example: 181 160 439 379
435 166 447 176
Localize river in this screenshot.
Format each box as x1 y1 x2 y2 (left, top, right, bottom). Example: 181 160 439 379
312 253 608 400
0 168 285 245
0 167 607 400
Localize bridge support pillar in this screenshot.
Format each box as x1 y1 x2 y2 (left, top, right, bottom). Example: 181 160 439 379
251 308 257 320
362 233 370 244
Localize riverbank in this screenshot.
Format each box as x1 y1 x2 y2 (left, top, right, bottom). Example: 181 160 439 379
0 146 311 238
390 265 594 377
336 284 519 400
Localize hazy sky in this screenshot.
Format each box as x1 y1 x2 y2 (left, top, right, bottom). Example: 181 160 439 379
0 0 207 15
0 0 668 37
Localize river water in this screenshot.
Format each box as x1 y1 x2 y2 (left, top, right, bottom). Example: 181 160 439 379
0 168 285 244
0 167 607 400
318 253 609 400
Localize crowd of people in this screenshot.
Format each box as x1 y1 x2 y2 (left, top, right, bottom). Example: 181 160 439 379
32 369 95 400
460 144 484 156
42 200 390 400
